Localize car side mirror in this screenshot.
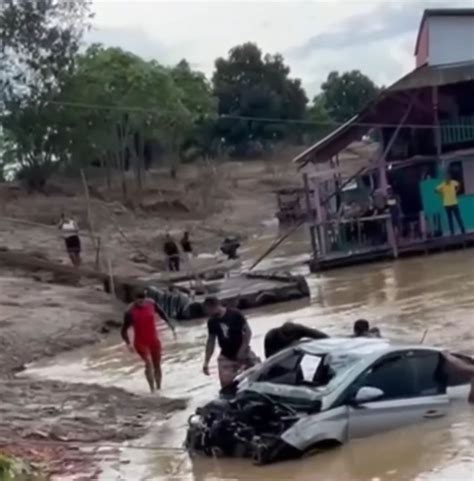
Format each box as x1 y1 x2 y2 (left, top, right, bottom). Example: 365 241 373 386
354 386 384 404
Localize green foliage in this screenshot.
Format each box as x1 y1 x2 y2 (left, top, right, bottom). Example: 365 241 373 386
213 43 308 154
304 95 334 142
319 70 379 122
0 0 92 187
55 46 219 192
0 453 40 481
0 3 381 191
0 453 13 481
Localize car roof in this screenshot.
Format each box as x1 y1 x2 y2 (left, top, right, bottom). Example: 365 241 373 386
297 337 439 357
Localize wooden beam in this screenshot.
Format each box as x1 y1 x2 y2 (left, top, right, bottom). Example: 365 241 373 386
377 98 414 193
303 173 317 257
80 169 101 270
311 176 327 257
432 85 442 159
377 98 414 259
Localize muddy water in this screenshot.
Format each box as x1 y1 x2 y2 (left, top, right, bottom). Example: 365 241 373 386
25 250 474 481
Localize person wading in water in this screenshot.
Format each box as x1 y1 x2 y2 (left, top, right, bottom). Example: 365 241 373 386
202 297 259 388
264 322 328 358
352 319 381 338
443 351 474 404
121 289 176 392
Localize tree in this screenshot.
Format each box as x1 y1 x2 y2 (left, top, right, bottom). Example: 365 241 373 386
58 45 192 195
57 47 218 196
0 0 92 188
305 95 334 143
319 70 379 123
171 60 219 162
212 43 307 155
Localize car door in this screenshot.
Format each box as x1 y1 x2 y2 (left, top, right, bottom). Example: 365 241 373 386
347 350 449 439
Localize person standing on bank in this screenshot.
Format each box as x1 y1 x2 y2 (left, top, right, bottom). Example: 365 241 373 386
180 231 193 258
387 186 402 241
58 213 81 267
202 297 259 388
436 172 466 236
163 233 180 272
121 289 176 392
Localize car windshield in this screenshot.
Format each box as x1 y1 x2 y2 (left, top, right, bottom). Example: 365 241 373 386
248 348 363 391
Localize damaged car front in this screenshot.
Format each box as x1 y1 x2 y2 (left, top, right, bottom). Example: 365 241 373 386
185 340 367 464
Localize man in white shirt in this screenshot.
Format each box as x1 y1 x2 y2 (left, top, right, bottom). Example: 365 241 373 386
58 213 81 266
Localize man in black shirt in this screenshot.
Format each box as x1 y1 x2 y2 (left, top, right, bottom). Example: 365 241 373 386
202 297 259 388
163 234 180 272
264 322 328 358
180 231 193 256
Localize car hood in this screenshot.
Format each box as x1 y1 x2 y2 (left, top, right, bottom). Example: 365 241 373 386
240 382 324 411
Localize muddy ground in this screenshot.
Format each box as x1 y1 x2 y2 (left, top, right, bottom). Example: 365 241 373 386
0 160 296 277
0 273 187 479
0 160 294 479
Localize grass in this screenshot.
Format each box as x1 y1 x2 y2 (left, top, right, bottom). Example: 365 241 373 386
0 453 42 481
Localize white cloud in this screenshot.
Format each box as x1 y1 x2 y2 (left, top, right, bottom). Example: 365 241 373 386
88 0 469 96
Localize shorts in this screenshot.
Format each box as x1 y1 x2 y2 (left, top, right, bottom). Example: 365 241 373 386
217 349 260 388
134 340 162 364
65 235 81 254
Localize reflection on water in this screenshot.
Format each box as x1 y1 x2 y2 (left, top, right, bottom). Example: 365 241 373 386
25 249 474 481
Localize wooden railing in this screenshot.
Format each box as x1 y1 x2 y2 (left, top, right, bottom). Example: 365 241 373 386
311 214 391 257
441 116 474 147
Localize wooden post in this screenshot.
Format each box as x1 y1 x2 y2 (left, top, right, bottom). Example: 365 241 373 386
106 249 116 297
303 173 318 258
378 101 414 194
312 175 327 257
432 86 442 159
80 169 101 270
377 100 414 258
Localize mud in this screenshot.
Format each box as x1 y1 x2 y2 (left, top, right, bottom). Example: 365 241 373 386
23 250 474 481
0 273 187 479
0 274 119 376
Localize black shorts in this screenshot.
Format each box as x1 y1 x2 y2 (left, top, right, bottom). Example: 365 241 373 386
65 235 81 253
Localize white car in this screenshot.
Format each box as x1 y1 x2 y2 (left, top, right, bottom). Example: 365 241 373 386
186 337 473 464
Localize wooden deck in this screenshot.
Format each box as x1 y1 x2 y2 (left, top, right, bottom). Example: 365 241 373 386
310 232 474 272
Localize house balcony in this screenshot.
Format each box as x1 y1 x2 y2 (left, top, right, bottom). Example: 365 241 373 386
440 115 474 148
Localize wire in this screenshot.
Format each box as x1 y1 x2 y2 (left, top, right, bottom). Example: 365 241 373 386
41 99 474 130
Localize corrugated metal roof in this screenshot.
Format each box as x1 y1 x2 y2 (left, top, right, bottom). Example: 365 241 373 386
390 61 474 92
293 61 474 168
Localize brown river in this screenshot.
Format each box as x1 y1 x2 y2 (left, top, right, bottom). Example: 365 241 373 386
24 244 474 481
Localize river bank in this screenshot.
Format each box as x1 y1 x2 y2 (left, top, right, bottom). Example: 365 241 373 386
0 273 187 480
0 160 295 479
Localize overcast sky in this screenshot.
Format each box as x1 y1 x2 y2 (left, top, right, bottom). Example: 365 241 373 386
88 0 469 98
